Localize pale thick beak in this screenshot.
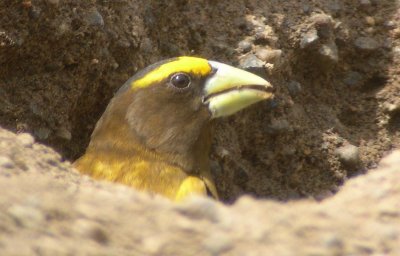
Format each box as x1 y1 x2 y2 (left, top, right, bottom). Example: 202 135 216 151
203 61 274 118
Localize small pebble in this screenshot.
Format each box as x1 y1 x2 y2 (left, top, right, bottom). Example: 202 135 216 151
238 54 264 69
365 16 375 26
354 37 379 51
335 144 360 167
56 127 72 141
255 48 282 63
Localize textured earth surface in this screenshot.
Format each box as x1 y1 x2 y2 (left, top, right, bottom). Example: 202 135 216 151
1 0 400 255
0 128 399 255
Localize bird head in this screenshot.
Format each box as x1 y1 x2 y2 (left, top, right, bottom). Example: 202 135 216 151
89 56 273 172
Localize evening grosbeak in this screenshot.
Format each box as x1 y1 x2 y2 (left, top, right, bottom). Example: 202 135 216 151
74 56 273 201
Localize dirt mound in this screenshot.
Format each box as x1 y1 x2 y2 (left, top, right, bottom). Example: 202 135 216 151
1 0 400 254
0 127 399 255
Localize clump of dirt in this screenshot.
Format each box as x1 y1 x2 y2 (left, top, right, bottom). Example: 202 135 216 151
0 127 399 255
1 0 399 204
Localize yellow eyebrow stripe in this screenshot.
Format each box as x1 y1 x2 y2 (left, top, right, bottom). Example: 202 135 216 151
131 56 212 89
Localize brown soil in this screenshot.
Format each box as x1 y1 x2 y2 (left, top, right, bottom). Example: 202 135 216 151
1 0 400 254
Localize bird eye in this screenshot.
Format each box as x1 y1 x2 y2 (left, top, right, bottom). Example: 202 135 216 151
170 73 191 89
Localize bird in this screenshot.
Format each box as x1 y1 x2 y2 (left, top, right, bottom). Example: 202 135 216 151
74 56 273 201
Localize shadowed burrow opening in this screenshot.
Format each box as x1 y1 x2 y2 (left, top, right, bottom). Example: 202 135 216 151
0 0 398 203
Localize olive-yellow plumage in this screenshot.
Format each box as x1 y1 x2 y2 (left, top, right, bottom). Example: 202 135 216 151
74 56 273 201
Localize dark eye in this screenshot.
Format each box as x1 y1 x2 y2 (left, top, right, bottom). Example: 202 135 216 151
170 73 191 89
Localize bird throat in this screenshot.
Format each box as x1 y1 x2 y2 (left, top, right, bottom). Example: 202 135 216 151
90 90 213 175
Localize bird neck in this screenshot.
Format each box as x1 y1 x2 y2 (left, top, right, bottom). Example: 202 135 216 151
88 91 213 174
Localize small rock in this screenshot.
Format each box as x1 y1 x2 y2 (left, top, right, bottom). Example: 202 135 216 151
56 127 72 141
300 29 319 49
287 81 302 96
335 144 360 167
255 48 282 63
365 16 375 26
318 42 339 63
34 127 51 140
354 37 379 51
85 9 104 27
343 71 363 86
238 54 264 70
237 39 252 53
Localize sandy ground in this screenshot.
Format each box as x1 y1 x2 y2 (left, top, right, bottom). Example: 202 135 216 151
0 128 399 255
0 0 400 255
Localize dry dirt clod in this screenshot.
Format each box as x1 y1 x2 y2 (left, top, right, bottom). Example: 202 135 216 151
335 144 361 169
255 48 282 64
238 53 264 70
